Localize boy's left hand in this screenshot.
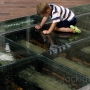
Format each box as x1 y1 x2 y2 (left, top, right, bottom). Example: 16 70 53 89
43 30 50 34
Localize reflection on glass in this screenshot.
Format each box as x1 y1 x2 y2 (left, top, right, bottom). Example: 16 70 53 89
5 43 11 52
0 52 14 61
0 14 51 33
70 4 90 15
0 36 35 66
15 56 90 90
3 26 83 55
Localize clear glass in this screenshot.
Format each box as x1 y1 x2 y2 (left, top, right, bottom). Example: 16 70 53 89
16 55 90 90
0 36 35 67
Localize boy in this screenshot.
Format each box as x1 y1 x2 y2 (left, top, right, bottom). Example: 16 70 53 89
35 2 81 34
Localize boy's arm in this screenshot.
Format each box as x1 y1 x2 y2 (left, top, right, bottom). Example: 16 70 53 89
43 22 57 34
39 16 48 28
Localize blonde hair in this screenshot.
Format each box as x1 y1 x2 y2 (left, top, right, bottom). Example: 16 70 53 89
36 2 50 15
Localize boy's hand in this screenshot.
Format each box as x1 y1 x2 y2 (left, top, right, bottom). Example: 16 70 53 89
35 25 41 29
43 30 50 34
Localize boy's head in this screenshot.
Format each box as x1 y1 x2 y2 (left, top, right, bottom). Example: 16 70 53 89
36 2 51 16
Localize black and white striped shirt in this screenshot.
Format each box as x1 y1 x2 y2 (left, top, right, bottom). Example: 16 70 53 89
50 4 75 23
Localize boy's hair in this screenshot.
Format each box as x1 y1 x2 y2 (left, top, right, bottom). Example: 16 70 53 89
36 2 50 15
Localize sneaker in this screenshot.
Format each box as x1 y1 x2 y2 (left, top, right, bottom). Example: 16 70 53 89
70 25 81 33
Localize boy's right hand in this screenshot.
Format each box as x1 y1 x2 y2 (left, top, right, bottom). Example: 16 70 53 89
35 25 41 29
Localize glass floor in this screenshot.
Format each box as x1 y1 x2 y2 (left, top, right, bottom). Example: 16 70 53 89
6 55 90 90
70 4 90 15
0 36 36 73
0 4 90 90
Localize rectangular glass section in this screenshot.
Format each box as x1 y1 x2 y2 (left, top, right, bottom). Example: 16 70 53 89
0 14 51 33
0 36 36 68
2 26 50 54
1 76 43 90
70 4 90 15
43 37 90 78
76 14 90 30
10 55 90 90
2 26 90 54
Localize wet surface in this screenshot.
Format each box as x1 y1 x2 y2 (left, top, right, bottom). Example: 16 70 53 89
77 13 90 31
0 36 36 73
0 4 90 90
1 25 90 89
2 26 90 54
0 14 51 34
5 56 90 90
70 4 90 15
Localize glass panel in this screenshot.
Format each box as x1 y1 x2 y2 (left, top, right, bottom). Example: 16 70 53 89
2 26 50 54
1 76 43 90
70 4 90 15
2 26 90 54
0 14 51 33
0 4 90 90
8 55 90 90
0 36 36 68
43 37 90 78
76 13 90 31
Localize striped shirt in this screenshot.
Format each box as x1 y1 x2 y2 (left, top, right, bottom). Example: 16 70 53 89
50 4 75 23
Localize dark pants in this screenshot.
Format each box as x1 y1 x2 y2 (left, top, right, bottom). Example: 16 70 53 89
56 17 77 28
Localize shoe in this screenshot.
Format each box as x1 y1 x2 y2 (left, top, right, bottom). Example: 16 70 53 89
70 25 81 33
